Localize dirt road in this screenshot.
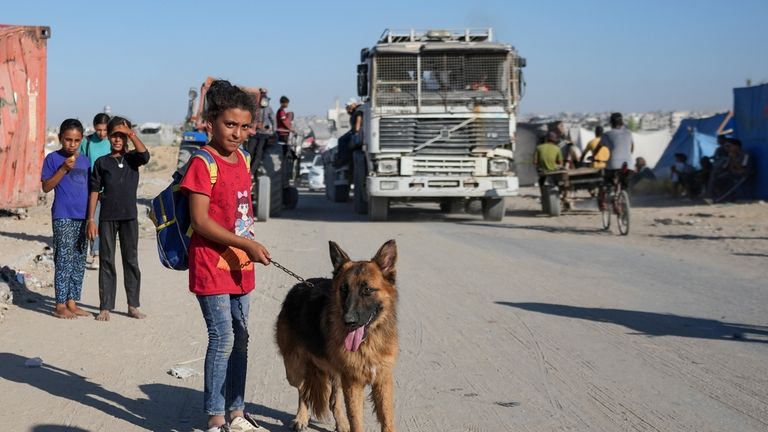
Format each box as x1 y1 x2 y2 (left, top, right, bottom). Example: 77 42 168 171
1 160 767 431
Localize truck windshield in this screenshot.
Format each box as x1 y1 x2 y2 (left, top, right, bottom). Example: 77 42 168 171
375 53 509 107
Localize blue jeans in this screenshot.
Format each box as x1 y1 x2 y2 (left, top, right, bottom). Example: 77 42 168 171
197 293 250 416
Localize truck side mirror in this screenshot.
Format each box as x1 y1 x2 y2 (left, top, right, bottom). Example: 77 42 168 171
357 64 369 97
360 48 370 63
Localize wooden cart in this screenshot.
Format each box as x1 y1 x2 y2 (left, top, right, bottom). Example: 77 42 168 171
539 167 604 216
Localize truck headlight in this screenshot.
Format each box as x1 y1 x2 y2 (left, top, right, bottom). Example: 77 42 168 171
488 158 510 175
376 159 398 175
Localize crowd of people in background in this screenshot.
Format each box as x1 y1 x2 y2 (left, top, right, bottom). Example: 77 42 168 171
532 113 754 205
669 134 752 201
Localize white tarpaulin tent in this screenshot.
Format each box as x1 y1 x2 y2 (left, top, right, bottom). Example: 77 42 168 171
575 128 671 168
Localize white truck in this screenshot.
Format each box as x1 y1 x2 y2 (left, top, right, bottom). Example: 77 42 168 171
330 28 526 221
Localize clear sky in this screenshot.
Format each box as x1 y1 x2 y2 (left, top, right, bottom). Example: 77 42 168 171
4 0 768 127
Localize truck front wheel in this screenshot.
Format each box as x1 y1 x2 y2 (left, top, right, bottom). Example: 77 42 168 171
334 185 350 203
482 198 506 221
255 175 271 222
283 186 299 210
440 198 465 214
353 151 367 214
369 197 389 221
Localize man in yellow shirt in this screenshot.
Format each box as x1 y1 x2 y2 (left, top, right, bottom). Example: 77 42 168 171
580 126 611 169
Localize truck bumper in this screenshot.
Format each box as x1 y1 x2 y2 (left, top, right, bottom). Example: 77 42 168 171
367 176 519 198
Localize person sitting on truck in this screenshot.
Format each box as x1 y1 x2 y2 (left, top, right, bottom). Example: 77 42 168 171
533 132 564 186
244 89 275 175
333 99 363 169
276 95 295 144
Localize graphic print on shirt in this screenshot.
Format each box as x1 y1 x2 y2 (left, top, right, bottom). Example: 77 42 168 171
217 190 255 271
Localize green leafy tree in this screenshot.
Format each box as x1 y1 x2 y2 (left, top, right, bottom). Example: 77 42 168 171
627 116 640 131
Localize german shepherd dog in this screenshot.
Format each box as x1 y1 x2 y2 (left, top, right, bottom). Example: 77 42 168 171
276 240 398 432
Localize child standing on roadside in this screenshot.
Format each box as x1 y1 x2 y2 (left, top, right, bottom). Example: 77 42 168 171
41 119 92 319
87 116 150 321
180 80 271 432
82 113 111 270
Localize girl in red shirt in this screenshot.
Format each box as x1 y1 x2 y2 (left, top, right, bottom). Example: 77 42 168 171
180 80 271 432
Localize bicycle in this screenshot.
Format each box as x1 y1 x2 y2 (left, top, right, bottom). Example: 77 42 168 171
598 165 631 235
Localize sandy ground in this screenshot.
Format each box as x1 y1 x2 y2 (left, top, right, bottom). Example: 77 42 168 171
1 146 766 431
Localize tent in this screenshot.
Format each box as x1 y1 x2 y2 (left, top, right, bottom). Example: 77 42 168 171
733 84 768 199
576 128 671 169
652 113 726 178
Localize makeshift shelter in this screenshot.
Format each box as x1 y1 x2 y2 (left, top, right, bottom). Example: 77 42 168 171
653 113 725 178
576 128 671 169
733 84 768 199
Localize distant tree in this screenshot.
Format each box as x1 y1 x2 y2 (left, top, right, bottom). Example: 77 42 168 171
626 116 640 131
746 78 752 87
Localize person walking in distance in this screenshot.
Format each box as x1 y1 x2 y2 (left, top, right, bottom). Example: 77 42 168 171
41 119 92 319
87 116 150 321
180 80 272 432
82 113 111 270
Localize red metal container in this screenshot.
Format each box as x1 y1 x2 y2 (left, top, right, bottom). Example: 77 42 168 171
0 25 51 209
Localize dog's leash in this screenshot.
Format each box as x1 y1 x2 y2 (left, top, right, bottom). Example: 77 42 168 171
271 260 315 288
242 259 314 288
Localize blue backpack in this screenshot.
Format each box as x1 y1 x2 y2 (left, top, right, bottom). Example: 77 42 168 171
149 147 250 270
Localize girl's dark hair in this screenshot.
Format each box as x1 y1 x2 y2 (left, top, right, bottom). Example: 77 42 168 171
93 113 111 126
107 116 132 136
59 118 84 136
204 79 257 122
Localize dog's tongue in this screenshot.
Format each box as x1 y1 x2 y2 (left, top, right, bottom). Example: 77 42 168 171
344 326 365 352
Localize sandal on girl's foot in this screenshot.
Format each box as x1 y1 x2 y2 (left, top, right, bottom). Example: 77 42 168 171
229 414 269 432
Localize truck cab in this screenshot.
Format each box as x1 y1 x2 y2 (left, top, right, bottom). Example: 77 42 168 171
344 28 526 221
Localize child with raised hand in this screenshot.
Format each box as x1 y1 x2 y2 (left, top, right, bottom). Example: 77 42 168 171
82 112 111 270
41 119 92 319
180 79 271 432
87 116 150 321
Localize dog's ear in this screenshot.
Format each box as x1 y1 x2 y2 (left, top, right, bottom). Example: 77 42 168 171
373 240 397 283
329 241 350 273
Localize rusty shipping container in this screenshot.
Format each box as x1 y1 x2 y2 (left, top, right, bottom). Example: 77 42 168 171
0 25 51 209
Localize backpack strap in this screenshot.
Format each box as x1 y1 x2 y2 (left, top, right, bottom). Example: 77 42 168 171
237 148 251 175
192 148 218 185
190 147 250 186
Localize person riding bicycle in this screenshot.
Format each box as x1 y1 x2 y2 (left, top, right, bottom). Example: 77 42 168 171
599 113 634 209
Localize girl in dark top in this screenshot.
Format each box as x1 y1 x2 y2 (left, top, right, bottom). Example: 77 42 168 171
86 116 150 321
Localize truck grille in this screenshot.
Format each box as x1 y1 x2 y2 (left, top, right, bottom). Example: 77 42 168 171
379 117 509 155
411 158 477 176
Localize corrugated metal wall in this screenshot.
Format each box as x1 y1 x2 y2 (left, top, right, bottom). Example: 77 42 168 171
0 25 50 208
